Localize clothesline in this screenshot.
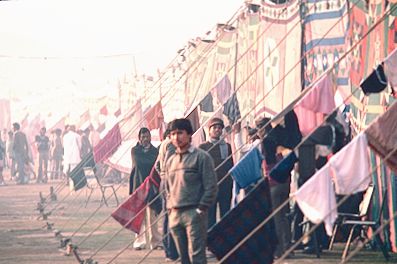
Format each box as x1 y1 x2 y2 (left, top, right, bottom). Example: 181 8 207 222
98 1 358 262
80 1 312 262
218 2 397 262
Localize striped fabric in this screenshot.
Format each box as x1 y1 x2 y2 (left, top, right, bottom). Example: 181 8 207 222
302 0 350 99
349 1 397 252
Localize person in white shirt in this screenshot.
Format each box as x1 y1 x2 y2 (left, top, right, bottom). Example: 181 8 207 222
62 125 81 184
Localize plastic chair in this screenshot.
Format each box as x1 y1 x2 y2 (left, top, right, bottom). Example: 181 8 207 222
83 167 119 207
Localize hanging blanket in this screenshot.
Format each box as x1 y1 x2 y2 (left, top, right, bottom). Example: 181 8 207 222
207 179 276 264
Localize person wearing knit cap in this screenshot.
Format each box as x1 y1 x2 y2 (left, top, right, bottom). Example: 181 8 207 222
199 117 234 230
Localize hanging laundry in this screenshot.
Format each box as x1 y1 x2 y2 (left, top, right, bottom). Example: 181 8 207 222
260 0 302 113
93 124 122 163
384 48 397 88
329 132 371 195
295 106 325 136
96 122 106 134
230 147 263 200
269 151 298 184
365 102 397 172
119 100 143 140
69 151 96 191
223 94 241 125
144 101 164 131
99 105 108 116
111 177 149 234
207 179 277 264
360 64 388 94
294 165 337 236
199 92 214 112
295 73 335 136
214 75 232 105
186 106 200 133
278 109 302 149
145 167 162 215
114 108 121 118
298 73 336 114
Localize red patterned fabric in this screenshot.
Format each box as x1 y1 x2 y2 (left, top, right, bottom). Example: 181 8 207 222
111 177 149 233
93 124 122 163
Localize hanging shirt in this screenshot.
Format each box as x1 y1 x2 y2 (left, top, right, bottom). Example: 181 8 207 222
329 132 371 195
294 165 337 236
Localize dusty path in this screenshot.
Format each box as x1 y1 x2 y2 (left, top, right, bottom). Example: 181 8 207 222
0 177 394 264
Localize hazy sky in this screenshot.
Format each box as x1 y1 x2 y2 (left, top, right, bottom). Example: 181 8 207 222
0 0 243 89
0 0 243 93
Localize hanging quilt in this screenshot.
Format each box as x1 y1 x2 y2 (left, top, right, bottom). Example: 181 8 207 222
303 0 350 99
258 0 302 115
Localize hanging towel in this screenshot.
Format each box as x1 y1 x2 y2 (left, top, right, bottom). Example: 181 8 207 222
329 132 371 195
360 64 388 94
294 165 337 236
365 102 397 172
384 48 397 89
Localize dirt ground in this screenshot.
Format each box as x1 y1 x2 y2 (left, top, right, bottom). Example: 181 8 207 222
0 171 395 264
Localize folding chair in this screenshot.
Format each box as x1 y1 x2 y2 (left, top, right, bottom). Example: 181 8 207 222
83 167 119 207
328 185 374 251
335 185 390 260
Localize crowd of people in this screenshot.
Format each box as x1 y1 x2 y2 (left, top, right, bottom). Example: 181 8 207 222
127 111 350 264
0 122 95 186
0 111 348 264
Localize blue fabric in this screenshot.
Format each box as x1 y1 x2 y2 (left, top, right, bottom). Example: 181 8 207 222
223 94 241 125
207 179 277 264
269 151 298 184
230 147 263 189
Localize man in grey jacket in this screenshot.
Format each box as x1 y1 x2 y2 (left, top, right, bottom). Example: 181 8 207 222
164 118 217 264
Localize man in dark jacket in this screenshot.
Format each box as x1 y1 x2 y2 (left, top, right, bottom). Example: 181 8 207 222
12 122 29 184
199 117 234 229
129 127 161 250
